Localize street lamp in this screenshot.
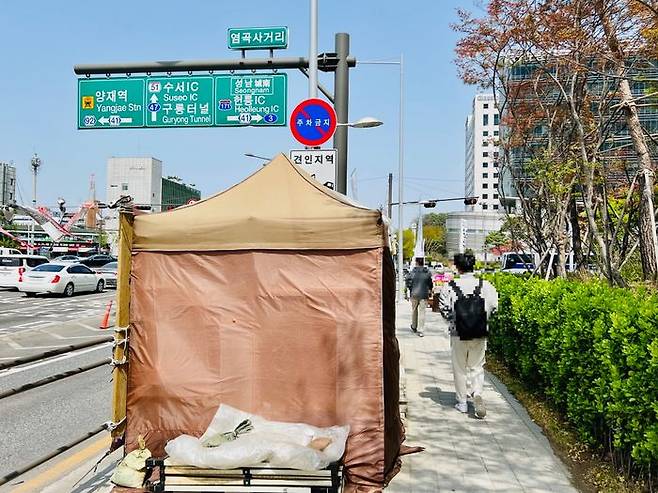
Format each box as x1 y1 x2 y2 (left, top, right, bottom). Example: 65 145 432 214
336 117 384 128
29 153 42 254
244 153 271 166
359 57 404 301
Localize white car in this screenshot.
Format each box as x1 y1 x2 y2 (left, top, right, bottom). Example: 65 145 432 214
0 254 49 288
0 248 21 255
18 262 105 297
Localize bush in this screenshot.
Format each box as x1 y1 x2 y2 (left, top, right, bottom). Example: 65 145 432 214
475 260 500 271
487 274 658 477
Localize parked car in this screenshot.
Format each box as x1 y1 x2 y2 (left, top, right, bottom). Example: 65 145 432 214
98 261 118 288
0 254 49 288
52 255 81 263
0 248 21 255
18 262 105 297
79 254 116 270
500 252 538 275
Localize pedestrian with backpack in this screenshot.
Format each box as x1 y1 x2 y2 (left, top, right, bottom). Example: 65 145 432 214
440 253 498 418
409 257 434 337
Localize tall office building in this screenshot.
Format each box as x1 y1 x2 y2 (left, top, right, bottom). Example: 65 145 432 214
464 94 502 212
499 59 658 211
0 162 16 206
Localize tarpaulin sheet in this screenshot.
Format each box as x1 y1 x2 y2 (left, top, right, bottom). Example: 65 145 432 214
126 248 402 492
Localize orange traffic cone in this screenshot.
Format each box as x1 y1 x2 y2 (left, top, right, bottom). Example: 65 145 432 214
100 300 113 329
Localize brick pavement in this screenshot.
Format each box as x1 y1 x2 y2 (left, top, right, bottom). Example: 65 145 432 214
387 300 578 493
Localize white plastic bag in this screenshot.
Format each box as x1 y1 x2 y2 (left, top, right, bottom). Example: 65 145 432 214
165 404 350 470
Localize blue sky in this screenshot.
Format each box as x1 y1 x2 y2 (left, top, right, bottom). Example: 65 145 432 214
0 0 483 226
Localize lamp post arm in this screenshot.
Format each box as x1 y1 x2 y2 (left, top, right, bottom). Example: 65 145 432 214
390 196 479 206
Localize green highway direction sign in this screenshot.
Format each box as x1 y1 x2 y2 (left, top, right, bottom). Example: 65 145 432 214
227 27 288 50
145 76 214 127
215 74 287 126
78 78 145 128
78 74 287 129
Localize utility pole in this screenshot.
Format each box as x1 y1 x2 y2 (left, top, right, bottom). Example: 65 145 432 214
334 33 350 194
309 0 318 99
387 173 393 219
397 55 405 301
30 154 42 254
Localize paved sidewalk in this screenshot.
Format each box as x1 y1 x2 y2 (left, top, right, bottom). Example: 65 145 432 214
387 301 578 493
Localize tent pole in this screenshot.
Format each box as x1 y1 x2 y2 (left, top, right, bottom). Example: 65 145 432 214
110 210 134 449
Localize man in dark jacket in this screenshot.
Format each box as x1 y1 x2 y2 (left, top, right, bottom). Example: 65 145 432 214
409 257 433 337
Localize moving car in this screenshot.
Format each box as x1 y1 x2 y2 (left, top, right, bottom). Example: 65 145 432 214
18 262 105 297
0 254 49 288
79 254 116 270
98 261 118 288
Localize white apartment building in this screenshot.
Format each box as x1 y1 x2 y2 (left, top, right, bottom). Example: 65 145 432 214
105 157 163 239
0 162 17 206
465 94 501 212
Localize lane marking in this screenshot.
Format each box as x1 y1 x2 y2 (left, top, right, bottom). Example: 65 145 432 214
9 435 111 493
0 343 111 377
5 338 22 349
37 329 98 341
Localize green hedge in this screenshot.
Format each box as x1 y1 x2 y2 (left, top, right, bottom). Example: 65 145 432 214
487 274 658 472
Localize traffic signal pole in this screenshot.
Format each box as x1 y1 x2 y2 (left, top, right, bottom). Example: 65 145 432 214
74 56 356 75
334 33 350 195
74 41 355 196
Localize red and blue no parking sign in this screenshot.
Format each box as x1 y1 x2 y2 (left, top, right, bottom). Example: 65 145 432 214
290 98 337 146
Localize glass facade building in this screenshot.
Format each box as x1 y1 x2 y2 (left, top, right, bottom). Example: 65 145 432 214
498 58 658 210
161 177 201 210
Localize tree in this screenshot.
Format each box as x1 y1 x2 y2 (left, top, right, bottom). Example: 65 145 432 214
0 235 19 250
485 230 508 250
423 212 447 228
453 0 658 284
424 225 447 258
402 228 415 261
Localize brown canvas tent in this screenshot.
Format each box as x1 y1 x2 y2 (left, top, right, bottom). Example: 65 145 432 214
111 154 404 492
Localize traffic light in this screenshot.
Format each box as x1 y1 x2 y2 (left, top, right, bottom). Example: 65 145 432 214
464 197 478 206
423 201 436 208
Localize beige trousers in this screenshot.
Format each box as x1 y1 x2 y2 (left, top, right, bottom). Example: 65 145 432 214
451 336 486 403
410 297 427 331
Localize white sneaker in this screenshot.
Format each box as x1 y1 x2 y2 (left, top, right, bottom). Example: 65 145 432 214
418 331 424 337
455 401 468 413
474 395 486 419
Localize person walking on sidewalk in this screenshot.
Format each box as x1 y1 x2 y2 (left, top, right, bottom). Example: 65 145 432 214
409 257 433 337
440 253 498 418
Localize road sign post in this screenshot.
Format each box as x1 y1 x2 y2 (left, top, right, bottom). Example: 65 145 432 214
145 76 214 127
227 27 288 50
215 74 287 126
289 98 337 147
78 78 145 128
290 149 337 190
78 74 286 129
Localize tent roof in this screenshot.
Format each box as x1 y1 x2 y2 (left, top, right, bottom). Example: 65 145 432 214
133 153 386 251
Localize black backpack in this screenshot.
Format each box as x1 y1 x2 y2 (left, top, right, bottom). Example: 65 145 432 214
448 279 488 340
